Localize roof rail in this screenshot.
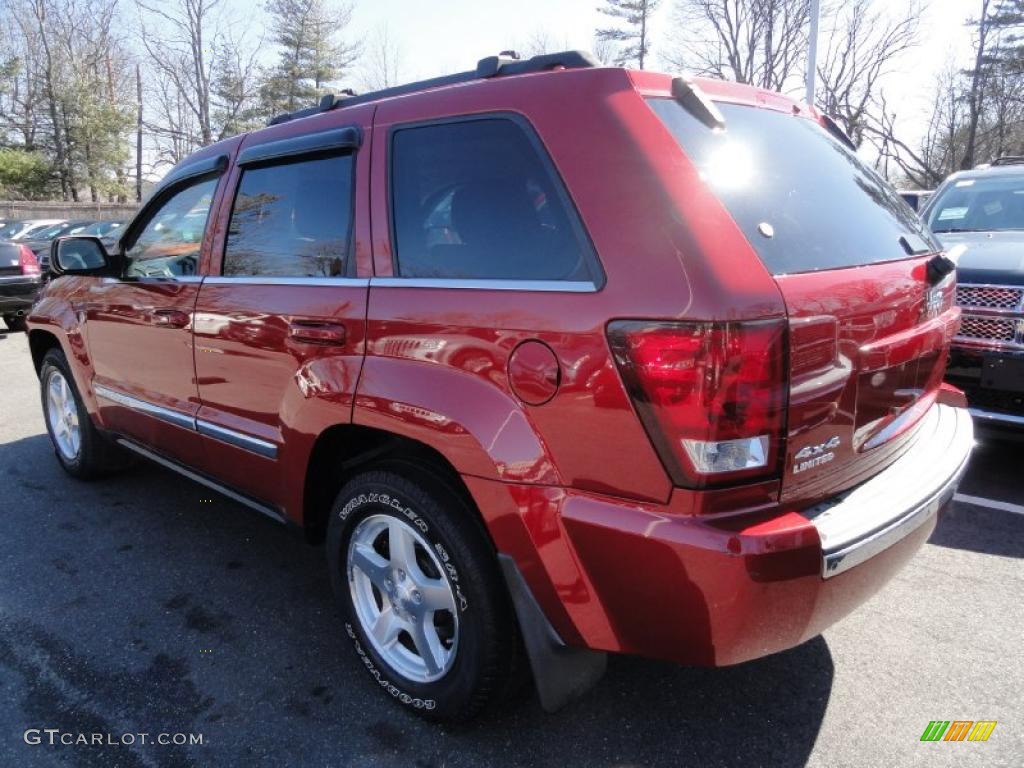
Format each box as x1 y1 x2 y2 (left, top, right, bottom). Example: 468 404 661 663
267 49 599 126
991 155 1024 166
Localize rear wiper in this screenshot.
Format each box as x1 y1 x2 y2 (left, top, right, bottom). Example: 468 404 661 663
898 233 931 255
935 227 983 233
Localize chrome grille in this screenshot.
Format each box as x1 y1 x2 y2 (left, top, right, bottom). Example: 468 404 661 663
958 315 1017 342
956 285 1024 310
955 283 1024 349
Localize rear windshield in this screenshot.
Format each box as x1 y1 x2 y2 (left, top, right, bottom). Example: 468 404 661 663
648 99 938 275
926 175 1024 232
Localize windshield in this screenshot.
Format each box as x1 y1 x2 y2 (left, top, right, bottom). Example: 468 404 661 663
926 175 1024 232
648 99 939 275
0 222 20 239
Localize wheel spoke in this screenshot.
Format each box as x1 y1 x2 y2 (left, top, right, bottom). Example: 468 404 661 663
350 542 390 590
387 520 418 572
409 619 445 676
369 608 402 648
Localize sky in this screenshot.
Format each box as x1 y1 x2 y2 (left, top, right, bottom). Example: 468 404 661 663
216 0 979 153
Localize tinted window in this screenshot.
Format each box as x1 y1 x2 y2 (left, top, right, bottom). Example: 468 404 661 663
124 177 218 277
390 118 597 281
926 175 1024 232
648 99 939 275
223 154 353 278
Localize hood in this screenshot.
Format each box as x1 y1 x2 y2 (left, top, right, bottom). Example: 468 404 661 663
936 230 1024 285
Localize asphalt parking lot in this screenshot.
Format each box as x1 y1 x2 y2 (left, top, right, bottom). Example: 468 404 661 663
0 327 1021 768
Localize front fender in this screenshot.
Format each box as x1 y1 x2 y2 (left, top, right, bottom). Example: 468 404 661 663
27 281 98 418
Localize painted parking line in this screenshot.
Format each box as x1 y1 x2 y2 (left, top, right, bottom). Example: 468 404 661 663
954 493 1024 516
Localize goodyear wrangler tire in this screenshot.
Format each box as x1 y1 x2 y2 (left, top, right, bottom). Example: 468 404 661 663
327 467 518 721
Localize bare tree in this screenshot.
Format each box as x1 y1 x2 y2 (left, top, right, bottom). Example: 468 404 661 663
596 0 661 69
515 28 575 58
136 0 224 147
663 0 810 91
358 24 404 91
816 0 923 146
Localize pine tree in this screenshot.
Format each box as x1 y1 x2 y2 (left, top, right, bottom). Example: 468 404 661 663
262 0 359 115
595 0 660 69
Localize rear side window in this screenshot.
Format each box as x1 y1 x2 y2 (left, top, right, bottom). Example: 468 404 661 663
390 117 598 282
223 154 353 278
648 99 939 275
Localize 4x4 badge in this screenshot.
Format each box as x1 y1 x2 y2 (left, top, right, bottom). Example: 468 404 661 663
793 436 841 474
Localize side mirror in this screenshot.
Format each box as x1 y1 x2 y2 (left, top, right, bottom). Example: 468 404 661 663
50 236 114 277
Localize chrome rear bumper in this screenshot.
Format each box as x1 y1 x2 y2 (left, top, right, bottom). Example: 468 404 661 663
804 404 974 578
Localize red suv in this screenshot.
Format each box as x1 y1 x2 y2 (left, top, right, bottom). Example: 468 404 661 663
27 52 973 721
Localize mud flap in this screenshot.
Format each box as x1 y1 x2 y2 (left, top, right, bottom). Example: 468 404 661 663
498 553 607 712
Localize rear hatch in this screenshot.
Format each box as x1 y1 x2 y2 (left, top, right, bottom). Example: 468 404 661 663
648 94 959 507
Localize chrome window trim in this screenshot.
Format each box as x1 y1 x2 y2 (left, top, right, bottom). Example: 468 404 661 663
369 277 598 293
94 384 196 431
100 276 204 284
196 419 278 459
203 276 370 287
115 438 285 524
94 383 278 459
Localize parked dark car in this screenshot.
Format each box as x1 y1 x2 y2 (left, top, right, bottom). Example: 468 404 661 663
76 220 124 239
923 158 1024 431
26 51 973 721
0 219 65 241
0 241 42 331
21 220 95 270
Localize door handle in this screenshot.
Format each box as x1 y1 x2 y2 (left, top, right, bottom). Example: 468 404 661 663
151 309 191 329
289 320 347 345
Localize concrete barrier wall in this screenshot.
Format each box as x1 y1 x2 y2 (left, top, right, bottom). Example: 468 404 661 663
0 200 138 222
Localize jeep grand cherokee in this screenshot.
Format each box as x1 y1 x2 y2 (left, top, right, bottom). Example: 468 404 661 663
26 51 973 721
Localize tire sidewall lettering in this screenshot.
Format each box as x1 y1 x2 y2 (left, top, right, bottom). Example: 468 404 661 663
344 623 437 710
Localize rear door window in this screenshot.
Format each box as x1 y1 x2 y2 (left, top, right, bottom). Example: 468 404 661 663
389 116 600 283
648 99 939 275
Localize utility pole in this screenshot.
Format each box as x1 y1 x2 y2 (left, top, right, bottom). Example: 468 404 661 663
806 0 820 107
136 63 143 203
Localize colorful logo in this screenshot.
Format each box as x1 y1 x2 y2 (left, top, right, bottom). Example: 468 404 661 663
921 721 997 742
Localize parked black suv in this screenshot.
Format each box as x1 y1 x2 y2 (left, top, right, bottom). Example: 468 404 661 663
924 158 1024 430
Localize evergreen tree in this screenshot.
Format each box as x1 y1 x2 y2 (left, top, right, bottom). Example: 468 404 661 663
262 0 359 115
595 0 660 69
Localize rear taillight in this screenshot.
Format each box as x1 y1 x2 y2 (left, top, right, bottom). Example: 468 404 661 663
608 319 787 489
19 245 40 276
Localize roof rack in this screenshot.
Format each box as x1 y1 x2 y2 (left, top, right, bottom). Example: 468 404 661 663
268 49 599 126
991 155 1024 166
